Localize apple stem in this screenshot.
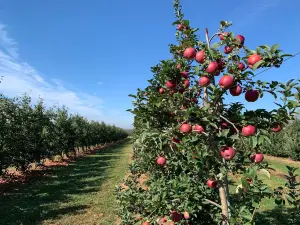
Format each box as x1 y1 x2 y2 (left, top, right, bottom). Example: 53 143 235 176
203 198 222 209
220 115 240 134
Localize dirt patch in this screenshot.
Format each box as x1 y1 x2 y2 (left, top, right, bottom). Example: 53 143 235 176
264 155 300 167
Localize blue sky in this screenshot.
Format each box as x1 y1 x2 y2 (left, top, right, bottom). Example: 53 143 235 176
0 0 299 129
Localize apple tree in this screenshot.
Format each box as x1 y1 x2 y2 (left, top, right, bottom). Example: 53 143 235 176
117 0 300 224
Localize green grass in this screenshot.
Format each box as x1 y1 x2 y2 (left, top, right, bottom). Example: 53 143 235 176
229 156 300 225
0 141 132 225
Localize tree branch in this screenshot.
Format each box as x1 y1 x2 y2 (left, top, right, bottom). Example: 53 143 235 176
203 198 222 209
219 115 240 134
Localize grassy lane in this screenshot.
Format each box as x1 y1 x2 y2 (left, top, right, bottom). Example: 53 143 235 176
0 141 132 225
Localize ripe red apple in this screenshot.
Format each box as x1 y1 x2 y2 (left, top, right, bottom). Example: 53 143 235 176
242 125 256 137
179 88 185 94
219 32 228 40
219 75 234 89
176 64 182 69
230 85 242 96
184 48 196 60
214 70 221 76
142 222 150 225
172 137 180 143
238 62 245 71
250 153 264 163
221 146 236 160
245 90 259 102
221 122 228 129
183 211 190 219
166 80 176 89
180 123 192 134
217 59 226 71
193 124 205 134
206 62 218 73
177 24 184 31
207 179 217 189
156 156 166 166
169 90 175 95
199 76 210 87
195 50 205 63
271 124 281 132
191 97 198 104
224 46 233 54
159 88 165 94
183 79 190 88
171 211 182 222
180 71 189 78
236 35 245 47
247 54 261 65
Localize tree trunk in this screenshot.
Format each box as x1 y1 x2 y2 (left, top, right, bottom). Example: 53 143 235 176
219 185 229 225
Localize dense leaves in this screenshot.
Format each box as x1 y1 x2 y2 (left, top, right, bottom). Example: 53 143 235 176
117 1 300 224
0 94 128 174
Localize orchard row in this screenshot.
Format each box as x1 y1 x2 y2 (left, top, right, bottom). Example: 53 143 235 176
0 94 128 173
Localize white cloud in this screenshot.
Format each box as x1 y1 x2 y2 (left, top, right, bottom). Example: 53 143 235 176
232 0 281 29
0 23 133 129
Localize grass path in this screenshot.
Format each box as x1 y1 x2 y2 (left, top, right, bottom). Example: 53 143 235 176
0 141 132 225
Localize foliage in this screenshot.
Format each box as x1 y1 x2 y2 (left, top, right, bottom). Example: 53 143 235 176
0 93 128 174
117 0 300 224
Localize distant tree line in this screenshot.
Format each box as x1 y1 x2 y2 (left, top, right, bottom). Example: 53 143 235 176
0 93 128 174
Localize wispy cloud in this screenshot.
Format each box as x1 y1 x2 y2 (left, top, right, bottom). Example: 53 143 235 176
231 0 281 29
0 23 132 128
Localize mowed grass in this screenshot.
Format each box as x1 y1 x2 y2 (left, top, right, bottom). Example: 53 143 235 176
0 141 132 225
229 155 300 225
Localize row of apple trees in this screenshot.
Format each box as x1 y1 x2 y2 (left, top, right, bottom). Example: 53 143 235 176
0 93 128 174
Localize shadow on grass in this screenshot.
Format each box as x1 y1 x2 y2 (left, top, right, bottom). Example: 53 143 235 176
0 141 128 225
255 206 300 225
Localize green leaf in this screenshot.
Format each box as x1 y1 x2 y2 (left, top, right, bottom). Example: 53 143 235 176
229 134 239 140
252 60 265 70
195 65 200 75
259 169 271 179
271 44 279 53
128 94 137 98
264 135 272 144
183 20 190 26
172 20 180 26
250 136 258 149
211 42 222 49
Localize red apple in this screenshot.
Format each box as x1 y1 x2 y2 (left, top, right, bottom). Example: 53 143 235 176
191 97 198 104
142 222 150 225
166 80 176 89
177 24 184 31
221 122 228 129
219 32 228 40
207 179 217 189
176 64 182 69
230 85 242 96
238 62 245 71
242 125 256 137
219 75 234 89
245 90 259 102
159 88 165 94
156 156 166 166
195 50 205 63
183 212 190 219
247 54 261 65
171 211 182 222
214 70 221 76
193 124 205 134
271 124 281 132
184 48 196 59
217 59 226 70
180 123 192 134
250 153 264 163
224 46 233 54
199 76 210 87
236 35 245 47
172 137 180 143
183 79 190 88
221 146 236 160
179 88 185 94
169 90 175 95
206 62 218 74
246 177 252 184
180 71 189 78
